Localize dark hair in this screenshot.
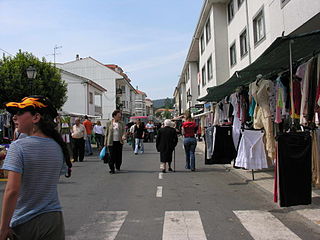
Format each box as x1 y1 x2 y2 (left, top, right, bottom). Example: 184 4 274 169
112 110 121 117
84 115 88 119
36 114 72 178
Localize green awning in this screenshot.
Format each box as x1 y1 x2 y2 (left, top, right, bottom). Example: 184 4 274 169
198 30 320 102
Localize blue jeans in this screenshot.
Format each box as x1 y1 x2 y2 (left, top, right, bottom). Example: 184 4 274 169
134 138 144 154
85 134 93 155
184 137 197 170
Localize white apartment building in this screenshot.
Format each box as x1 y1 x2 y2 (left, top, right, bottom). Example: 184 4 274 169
59 56 124 120
135 89 147 116
175 0 320 114
145 98 154 116
60 69 107 116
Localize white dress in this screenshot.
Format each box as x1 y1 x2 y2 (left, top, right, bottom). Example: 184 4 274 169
235 129 268 170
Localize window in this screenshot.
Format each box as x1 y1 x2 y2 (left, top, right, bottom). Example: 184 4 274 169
228 0 235 23
94 93 102 107
89 92 93 104
281 0 291 8
121 85 126 93
185 66 190 83
200 33 205 53
230 43 236 67
240 29 248 57
253 9 266 45
207 56 213 81
205 19 211 43
201 66 206 86
237 0 244 8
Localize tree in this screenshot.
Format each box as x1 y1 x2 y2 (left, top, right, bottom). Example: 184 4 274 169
164 97 173 109
162 110 172 119
0 51 67 109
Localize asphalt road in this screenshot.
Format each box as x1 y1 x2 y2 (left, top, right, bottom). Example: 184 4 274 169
1 139 320 239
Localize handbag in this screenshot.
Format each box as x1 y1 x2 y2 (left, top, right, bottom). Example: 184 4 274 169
99 146 110 164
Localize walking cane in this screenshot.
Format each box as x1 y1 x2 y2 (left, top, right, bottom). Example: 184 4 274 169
173 149 176 172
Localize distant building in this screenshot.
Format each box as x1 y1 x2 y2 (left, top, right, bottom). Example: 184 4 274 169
145 98 153 116
60 69 107 117
135 88 147 116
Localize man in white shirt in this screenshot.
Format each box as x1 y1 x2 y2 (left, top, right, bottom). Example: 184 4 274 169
71 118 87 162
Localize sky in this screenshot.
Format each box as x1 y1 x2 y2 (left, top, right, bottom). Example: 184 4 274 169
0 0 203 100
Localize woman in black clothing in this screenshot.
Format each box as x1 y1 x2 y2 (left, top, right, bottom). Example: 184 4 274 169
133 119 145 155
156 119 178 173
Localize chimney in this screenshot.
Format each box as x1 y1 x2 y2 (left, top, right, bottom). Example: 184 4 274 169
76 54 79 60
136 86 138 90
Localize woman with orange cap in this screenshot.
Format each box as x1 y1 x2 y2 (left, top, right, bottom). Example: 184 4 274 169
0 96 71 240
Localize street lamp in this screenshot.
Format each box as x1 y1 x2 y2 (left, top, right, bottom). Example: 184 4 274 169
26 66 37 94
187 94 192 102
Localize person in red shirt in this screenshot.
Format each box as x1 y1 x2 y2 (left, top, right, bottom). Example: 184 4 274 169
182 112 198 171
83 115 93 156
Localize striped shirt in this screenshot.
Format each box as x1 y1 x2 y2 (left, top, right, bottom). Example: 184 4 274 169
2 136 64 227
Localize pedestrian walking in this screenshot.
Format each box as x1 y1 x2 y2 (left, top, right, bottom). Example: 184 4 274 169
182 112 198 171
93 120 104 150
146 120 155 142
0 96 72 240
133 119 145 155
156 119 178 173
83 115 93 156
105 110 126 174
71 118 87 162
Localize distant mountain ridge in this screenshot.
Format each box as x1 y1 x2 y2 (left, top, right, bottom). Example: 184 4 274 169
152 98 174 109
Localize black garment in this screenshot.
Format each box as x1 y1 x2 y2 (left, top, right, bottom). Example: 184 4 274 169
156 126 178 163
160 151 173 163
108 141 123 171
134 124 145 139
277 132 312 207
72 138 85 162
205 126 236 165
95 133 104 149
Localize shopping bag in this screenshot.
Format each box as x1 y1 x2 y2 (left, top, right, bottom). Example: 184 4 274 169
99 146 110 164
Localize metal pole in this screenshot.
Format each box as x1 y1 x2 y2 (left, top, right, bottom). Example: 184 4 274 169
289 40 295 120
173 149 176 172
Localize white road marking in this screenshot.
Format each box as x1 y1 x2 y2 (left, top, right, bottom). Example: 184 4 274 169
159 173 163 179
162 211 207 240
156 186 163 198
296 209 320 226
66 211 128 240
233 210 301 240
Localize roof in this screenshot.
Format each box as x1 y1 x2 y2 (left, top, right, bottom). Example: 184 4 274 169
199 30 320 102
136 89 147 96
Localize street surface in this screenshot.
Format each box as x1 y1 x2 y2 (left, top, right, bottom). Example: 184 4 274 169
1 139 320 239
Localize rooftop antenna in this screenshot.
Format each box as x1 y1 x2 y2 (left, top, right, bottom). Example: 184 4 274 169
47 45 62 66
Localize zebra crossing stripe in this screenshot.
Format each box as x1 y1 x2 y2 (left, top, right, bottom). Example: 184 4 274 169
159 173 163 179
157 186 163 197
163 211 207 240
296 209 320 226
233 210 301 240
66 211 128 240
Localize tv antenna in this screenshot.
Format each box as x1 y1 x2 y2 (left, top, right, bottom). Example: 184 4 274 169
47 45 62 66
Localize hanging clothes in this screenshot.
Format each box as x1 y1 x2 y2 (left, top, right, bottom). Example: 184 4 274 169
300 58 314 125
250 79 276 163
230 92 241 149
205 126 236 165
277 132 312 207
205 126 215 160
235 129 268 170
312 129 320 188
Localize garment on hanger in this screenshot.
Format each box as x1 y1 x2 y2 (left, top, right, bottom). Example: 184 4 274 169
235 129 268 170
250 78 275 163
277 132 312 207
312 130 320 188
230 92 241 149
205 126 215 160
205 126 236 165
300 58 313 125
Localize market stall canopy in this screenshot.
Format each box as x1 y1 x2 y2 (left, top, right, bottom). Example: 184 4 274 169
198 30 320 102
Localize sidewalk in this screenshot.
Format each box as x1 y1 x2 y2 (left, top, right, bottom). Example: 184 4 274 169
196 141 320 200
